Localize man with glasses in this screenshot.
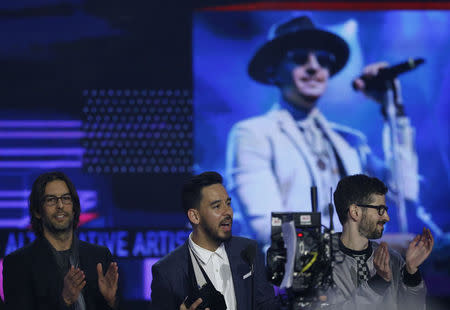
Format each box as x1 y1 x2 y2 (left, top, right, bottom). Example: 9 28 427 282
325 174 433 309
2 171 119 310
226 16 419 245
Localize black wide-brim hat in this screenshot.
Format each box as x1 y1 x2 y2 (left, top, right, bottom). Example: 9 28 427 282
248 16 350 85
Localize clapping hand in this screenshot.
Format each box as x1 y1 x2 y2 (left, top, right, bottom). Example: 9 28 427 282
62 266 86 306
373 242 392 282
97 262 119 308
405 228 434 274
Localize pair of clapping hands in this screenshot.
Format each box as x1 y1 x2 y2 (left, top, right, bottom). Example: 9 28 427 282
374 228 434 282
62 262 119 308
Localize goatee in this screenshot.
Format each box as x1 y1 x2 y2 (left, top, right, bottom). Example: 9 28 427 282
202 221 232 244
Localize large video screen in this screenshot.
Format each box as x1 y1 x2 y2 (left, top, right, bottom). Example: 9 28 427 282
194 10 450 295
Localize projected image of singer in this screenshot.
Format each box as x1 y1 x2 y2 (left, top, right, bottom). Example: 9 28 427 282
150 171 280 310
2 171 119 310
226 16 421 245
324 174 433 310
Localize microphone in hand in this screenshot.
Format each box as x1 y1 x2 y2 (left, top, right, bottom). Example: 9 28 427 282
352 58 425 92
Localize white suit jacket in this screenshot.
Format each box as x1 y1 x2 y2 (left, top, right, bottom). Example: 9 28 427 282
226 106 418 244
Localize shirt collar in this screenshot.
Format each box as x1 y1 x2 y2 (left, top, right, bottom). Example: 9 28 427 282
278 97 320 122
339 237 373 258
189 233 226 264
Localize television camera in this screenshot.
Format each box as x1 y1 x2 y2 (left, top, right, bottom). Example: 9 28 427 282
266 187 335 309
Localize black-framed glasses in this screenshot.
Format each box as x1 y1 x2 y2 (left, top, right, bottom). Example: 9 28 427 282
43 194 73 206
357 204 388 216
286 49 336 70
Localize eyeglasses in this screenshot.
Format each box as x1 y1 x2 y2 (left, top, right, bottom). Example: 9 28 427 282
357 204 388 216
43 194 73 206
286 49 336 70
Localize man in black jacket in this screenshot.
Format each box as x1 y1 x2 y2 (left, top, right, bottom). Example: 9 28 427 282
151 171 280 310
2 171 119 310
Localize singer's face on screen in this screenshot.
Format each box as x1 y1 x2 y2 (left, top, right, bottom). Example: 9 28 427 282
358 194 390 239
197 183 233 244
276 51 330 110
38 180 75 235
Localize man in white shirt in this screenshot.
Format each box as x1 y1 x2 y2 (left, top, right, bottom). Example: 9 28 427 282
188 227 236 310
150 171 280 310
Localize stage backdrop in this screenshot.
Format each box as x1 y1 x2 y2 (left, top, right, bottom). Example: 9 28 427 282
193 10 450 296
0 2 449 307
0 0 192 304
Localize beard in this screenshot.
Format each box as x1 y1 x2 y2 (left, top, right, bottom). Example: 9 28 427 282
41 212 74 235
358 212 386 239
201 218 232 244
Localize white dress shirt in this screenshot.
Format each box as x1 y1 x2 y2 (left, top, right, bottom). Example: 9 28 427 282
189 233 236 310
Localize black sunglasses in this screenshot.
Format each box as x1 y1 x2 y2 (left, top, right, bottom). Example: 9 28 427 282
357 204 389 216
286 49 336 70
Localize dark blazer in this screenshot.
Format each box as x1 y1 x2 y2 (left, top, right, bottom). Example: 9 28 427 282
150 236 280 310
2 237 116 310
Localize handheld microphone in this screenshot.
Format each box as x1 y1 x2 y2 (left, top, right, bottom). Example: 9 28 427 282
352 57 425 91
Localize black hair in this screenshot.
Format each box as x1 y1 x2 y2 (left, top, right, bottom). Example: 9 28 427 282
181 171 223 214
29 171 81 237
333 174 388 225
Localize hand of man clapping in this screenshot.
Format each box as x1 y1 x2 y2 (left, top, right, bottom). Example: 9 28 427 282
405 228 434 274
373 242 392 282
97 262 119 309
62 266 86 306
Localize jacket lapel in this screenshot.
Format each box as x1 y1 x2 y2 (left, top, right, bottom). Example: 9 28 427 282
271 109 321 185
225 239 250 310
271 107 362 178
183 241 197 296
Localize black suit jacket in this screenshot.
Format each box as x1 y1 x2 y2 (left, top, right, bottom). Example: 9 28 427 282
150 236 280 310
2 236 116 310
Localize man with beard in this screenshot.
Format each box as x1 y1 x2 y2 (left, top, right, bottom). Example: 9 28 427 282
150 171 280 310
324 174 433 310
2 172 119 310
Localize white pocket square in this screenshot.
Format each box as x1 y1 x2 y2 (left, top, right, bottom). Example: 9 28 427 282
243 271 252 279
